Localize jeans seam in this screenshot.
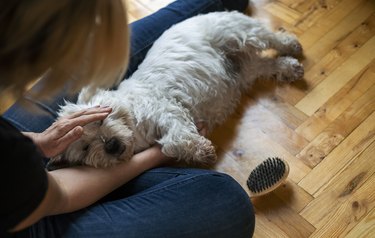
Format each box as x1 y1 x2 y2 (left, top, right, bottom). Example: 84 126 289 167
120 173 227 201
145 167 220 176
24 96 58 117
4 117 28 132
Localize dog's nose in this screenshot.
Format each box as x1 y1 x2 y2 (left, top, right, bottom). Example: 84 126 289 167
104 137 125 155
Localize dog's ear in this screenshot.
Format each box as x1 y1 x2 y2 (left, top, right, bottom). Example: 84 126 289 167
112 106 135 129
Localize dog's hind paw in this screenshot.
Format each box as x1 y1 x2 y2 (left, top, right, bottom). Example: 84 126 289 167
286 41 303 58
277 34 303 58
275 57 304 83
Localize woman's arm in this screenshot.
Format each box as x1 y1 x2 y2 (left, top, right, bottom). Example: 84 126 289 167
11 145 169 232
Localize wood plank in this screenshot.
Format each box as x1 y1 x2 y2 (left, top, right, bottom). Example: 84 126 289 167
295 36 375 116
293 0 341 13
298 111 375 196
303 0 375 69
295 60 375 141
253 213 290 238
297 83 375 168
293 0 344 31
239 98 309 155
273 180 314 213
254 93 309 130
300 141 375 229
311 173 375 237
264 2 302 25
253 193 316 238
345 206 375 238
297 0 366 49
301 144 375 237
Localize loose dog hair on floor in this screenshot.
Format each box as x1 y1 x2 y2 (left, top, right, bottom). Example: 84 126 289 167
47 11 304 170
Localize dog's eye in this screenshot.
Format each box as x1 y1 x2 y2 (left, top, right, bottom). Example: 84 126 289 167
95 120 103 126
83 145 89 151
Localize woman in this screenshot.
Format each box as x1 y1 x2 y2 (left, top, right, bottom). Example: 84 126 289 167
1 0 255 237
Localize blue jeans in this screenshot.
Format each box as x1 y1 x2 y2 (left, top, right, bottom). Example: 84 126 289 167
10 0 255 237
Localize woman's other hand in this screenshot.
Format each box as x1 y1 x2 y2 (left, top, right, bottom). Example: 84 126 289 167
23 106 112 157
195 120 208 137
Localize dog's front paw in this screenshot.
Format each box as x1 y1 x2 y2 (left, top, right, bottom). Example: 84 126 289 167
275 57 304 83
161 135 217 166
192 136 217 165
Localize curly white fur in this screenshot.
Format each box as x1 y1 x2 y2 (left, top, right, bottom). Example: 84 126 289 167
48 11 304 169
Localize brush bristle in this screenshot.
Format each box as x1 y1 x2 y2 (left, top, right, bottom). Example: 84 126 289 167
247 157 288 196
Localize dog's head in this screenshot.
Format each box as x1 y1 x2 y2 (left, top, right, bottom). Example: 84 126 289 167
47 97 136 170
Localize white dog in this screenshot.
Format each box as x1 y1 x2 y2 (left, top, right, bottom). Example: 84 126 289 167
47 11 304 170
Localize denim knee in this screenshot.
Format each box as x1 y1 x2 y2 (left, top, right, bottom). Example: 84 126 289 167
198 171 255 237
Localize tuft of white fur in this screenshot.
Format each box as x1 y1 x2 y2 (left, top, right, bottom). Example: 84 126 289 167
48 11 304 169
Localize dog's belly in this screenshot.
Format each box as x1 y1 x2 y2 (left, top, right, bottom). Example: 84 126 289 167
120 75 242 134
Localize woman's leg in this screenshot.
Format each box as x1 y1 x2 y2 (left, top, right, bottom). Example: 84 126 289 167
24 168 255 238
3 0 248 133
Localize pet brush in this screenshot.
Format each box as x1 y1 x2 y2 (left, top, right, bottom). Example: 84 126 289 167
246 157 289 197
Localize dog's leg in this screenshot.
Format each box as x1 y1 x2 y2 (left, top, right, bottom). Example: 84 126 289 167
240 26 303 58
248 56 304 83
261 31 303 58
157 120 217 165
207 12 303 57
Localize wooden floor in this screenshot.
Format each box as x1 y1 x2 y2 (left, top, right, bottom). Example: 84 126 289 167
126 0 375 237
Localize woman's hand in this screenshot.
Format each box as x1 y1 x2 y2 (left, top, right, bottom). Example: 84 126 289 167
195 120 208 137
23 106 112 158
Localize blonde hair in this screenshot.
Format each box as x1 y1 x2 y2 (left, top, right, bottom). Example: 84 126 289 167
0 0 129 99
